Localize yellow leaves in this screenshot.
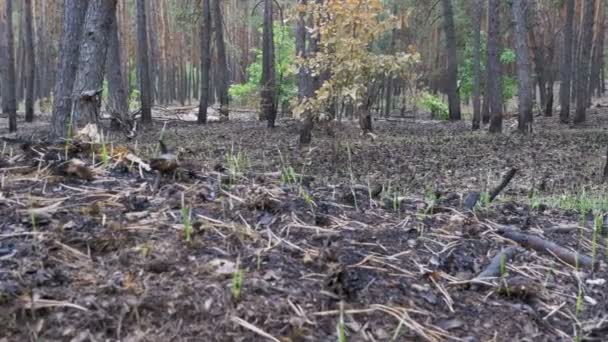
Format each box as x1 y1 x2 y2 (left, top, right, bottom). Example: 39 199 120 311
292 0 421 120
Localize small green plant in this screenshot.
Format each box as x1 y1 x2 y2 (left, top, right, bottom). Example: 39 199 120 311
418 92 448 120
575 282 584 317
30 212 37 232
181 193 193 242
337 301 347 342
592 212 603 265
499 253 507 277
231 258 244 302
225 144 249 184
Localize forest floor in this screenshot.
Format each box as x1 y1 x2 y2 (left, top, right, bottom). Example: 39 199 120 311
1 106 608 341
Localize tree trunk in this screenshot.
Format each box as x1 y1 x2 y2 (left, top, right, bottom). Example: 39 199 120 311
487 0 502 133
213 0 229 122
528 2 546 113
260 0 276 128
51 0 89 139
511 0 533 133
136 0 152 124
472 0 482 130
198 0 211 124
559 0 575 123
441 0 461 121
1 0 17 132
574 0 595 124
72 0 116 129
24 0 35 122
105 6 129 129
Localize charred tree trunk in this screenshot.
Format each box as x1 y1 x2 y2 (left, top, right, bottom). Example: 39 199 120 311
213 0 229 122
487 0 502 133
24 0 35 122
441 0 461 121
511 0 533 133
198 0 211 124
260 0 276 128
136 0 152 124
105 7 129 128
472 0 482 130
574 0 595 124
1 0 17 132
72 0 117 129
51 0 90 139
559 0 575 124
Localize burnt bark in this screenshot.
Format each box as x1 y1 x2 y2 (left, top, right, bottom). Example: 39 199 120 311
213 0 229 121
511 0 533 133
487 0 502 133
559 0 575 123
198 0 211 124
472 0 482 130
72 0 117 129
441 0 461 121
574 0 595 124
1 0 17 132
260 0 277 128
136 0 152 124
24 0 35 122
51 0 90 138
105 7 129 128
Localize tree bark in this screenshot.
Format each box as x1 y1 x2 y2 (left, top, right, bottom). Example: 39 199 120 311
198 0 211 124
487 0 502 133
105 6 129 129
51 0 90 139
574 0 595 124
212 0 229 122
24 0 35 122
441 0 461 121
72 0 116 129
511 0 533 133
1 0 17 132
472 0 482 130
528 1 546 113
136 0 152 124
260 0 277 128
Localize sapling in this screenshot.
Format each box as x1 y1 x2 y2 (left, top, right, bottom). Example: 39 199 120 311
231 258 244 301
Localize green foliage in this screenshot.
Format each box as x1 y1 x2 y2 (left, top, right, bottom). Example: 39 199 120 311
229 24 297 108
418 92 448 120
459 33 518 103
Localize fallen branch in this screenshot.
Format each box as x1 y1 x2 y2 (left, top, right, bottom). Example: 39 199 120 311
474 247 523 280
463 168 517 210
497 228 597 270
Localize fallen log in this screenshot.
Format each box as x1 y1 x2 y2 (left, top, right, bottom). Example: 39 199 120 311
497 228 597 270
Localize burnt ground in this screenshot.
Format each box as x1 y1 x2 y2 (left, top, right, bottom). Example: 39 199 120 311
1 107 608 341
